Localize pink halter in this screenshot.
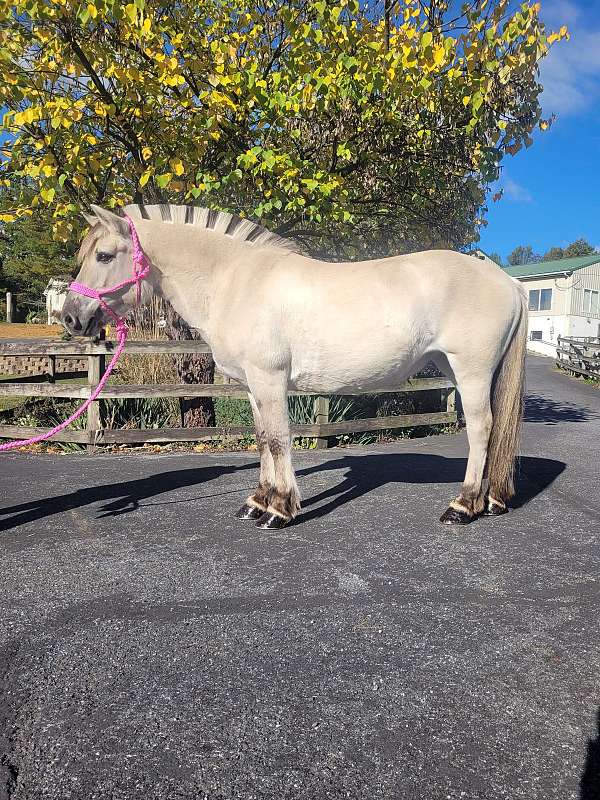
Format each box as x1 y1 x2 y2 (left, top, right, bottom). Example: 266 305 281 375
69 213 150 337
0 213 149 451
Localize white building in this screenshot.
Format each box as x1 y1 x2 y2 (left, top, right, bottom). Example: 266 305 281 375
503 255 600 357
43 278 69 325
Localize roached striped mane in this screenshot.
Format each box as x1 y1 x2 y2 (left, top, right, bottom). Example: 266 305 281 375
123 203 300 253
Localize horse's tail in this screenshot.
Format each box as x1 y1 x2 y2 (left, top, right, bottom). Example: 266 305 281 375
486 287 528 502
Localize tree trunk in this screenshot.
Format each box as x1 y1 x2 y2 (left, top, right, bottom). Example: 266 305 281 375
164 303 215 427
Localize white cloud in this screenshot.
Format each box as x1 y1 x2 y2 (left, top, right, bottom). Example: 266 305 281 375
539 1 600 116
501 175 533 204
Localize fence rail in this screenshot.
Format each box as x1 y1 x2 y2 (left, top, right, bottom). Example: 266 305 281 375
0 338 458 448
556 336 600 380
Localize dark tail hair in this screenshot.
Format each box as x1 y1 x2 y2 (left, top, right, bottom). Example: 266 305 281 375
486 288 528 500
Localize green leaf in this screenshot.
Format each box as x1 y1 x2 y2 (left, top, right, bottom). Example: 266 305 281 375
155 172 172 188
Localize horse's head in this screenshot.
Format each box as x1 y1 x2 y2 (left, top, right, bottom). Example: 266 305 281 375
62 205 151 337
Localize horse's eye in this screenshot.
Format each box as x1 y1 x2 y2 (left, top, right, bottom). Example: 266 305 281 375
96 251 114 263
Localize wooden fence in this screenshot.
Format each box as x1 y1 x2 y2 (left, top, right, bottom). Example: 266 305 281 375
556 336 600 380
0 338 458 448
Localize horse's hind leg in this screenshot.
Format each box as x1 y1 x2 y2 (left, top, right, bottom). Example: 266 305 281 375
438 360 493 525
235 393 275 520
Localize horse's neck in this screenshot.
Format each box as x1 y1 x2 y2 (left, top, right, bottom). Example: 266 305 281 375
139 220 230 337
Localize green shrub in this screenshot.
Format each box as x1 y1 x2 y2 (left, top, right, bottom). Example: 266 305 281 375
214 397 253 427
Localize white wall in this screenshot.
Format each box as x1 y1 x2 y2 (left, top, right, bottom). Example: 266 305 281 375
526 313 570 357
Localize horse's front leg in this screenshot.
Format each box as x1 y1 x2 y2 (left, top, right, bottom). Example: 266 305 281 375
235 393 276 520
242 369 300 529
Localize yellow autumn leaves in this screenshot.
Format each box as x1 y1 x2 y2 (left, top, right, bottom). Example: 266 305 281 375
0 0 569 245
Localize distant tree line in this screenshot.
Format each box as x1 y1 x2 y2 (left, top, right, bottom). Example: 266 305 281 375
505 239 598 267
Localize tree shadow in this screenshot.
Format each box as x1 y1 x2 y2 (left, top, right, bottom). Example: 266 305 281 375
0 463 258 533
524 393 598 425
580 708 600 800
296 453 566 524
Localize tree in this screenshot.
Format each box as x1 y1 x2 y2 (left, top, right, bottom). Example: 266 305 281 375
541 239 597 262
542 246 565 262
507 245 541 266
563 238 596 258
0 0 567 256
488 251 503 266
0 191 78 314
0 0 568 422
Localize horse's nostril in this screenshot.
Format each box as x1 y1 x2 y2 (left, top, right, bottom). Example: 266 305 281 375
63 313 82 332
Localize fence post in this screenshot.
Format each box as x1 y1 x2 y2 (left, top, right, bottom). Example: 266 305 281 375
6 292 13 323
86 346 105 449
48 355 56 384
314 395 330 449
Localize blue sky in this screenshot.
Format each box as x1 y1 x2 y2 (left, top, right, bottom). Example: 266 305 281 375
478 0 600 260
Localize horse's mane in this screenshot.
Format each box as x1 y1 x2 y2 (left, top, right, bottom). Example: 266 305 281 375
123 203 300 253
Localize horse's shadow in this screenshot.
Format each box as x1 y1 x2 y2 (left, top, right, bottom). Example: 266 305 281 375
0 463 258 533
0 452 565 533
296 453 565 524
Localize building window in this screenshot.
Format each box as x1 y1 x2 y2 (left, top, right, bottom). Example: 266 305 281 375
583 289 599 317
529 288 552 311
530 330 543 341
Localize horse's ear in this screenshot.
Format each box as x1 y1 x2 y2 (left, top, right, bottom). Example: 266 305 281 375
89 205 129 237
81 212 96 226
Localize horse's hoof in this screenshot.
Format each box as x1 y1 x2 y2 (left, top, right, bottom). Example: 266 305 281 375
439 506 474 525
235 503 264 520
481 501 508 517
255 511 290 530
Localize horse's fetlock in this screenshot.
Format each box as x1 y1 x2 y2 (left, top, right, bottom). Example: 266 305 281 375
252 482 272 509
457 486 486 516
267 487 301 519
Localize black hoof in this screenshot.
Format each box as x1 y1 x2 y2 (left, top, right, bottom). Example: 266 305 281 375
235 503 264 520
255 512 290 530
481 501 508 517
440 506 474 525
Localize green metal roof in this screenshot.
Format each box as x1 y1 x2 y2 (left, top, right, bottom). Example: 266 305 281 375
503 254 600 279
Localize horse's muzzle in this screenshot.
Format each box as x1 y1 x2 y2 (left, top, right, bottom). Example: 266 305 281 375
61 300 104 337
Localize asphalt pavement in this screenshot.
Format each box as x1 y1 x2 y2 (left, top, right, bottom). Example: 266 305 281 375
0 355 599 800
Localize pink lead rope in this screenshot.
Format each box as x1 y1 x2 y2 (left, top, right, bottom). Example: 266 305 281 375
0 214 150 452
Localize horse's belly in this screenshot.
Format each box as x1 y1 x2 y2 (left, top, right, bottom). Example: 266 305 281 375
290 345 421 394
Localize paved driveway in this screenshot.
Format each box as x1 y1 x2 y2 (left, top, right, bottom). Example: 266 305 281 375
0 356 599 800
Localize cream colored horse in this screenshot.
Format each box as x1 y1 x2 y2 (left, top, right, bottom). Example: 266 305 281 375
62 203 528 529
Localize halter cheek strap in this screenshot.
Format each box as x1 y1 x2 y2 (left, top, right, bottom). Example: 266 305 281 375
0 213 150 451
